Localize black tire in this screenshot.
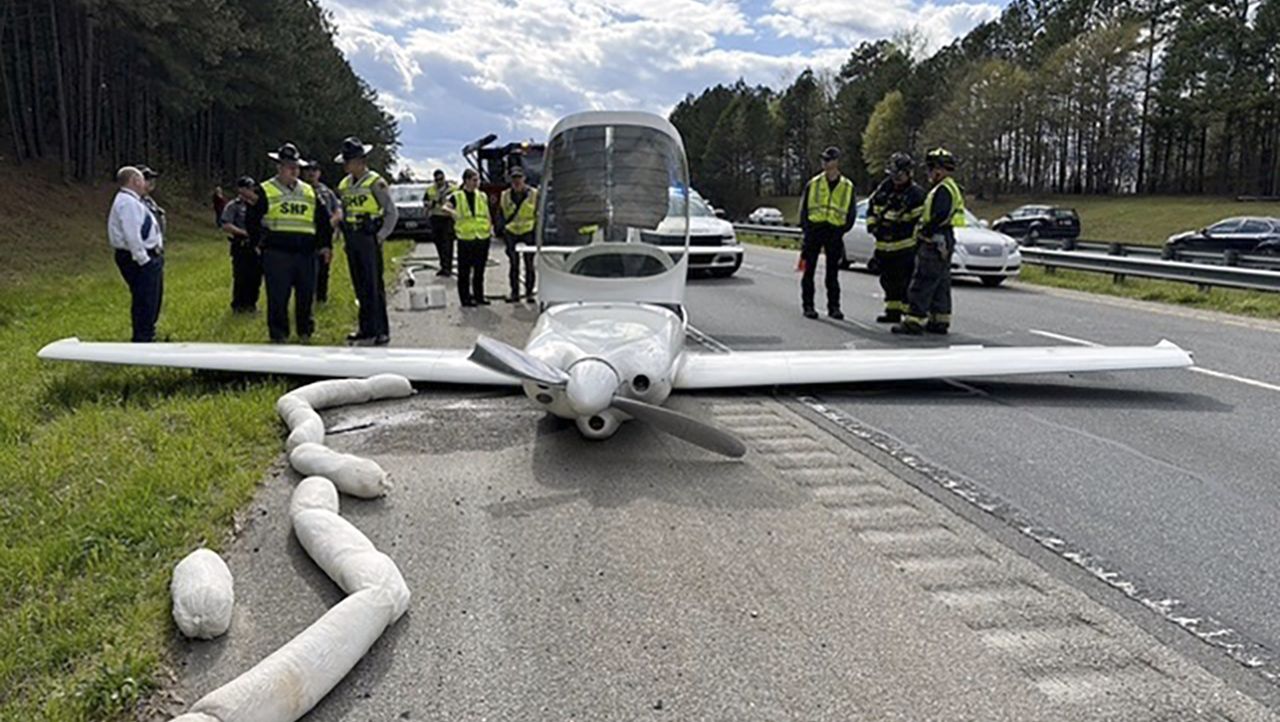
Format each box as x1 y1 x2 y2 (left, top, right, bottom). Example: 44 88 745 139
1025 226 1041 245
980 276 1006 287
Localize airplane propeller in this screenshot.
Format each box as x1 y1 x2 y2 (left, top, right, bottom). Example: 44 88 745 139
468 336 747 458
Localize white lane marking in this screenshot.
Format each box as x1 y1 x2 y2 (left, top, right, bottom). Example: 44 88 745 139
1027 329 1102 347
1029 328 1280 394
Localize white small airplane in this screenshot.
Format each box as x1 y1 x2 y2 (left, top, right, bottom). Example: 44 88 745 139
39 112 1193 458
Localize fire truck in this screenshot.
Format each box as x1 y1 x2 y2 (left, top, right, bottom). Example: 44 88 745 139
462 134 545 198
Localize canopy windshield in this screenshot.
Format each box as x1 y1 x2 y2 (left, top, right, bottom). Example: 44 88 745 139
537 118 690 259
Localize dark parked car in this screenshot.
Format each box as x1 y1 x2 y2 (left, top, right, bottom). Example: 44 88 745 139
388 183 431 238
992 205 1081 242
1164 217 1280 254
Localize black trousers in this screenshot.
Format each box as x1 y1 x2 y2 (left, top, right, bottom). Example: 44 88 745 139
800 228 843 312
906 244 952 325
115 249 163 342
457 240 489 304
505 231 535 297
229 241 262 312
263 248 316 341
430 215 455 274
315 251 331 303
875 247 915 315
345 229 389 338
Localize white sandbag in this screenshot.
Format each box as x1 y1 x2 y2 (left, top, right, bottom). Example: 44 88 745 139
187 588 400 722
276 394 326 451
285 374 413 411
291 510 410 617
288 442 390 498
171 549 234 640
289 476 340 517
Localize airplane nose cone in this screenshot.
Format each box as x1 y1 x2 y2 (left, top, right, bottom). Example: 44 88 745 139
566 359 619 417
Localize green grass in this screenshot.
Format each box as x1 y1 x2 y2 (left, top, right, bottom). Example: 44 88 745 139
0 215 409 719
1018 265 1280 319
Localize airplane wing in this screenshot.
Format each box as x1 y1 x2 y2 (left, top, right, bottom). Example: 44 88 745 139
672 340 1193 390
37 338 521 386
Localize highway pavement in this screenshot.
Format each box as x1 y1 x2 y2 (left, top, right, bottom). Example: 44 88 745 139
685 244 1280 687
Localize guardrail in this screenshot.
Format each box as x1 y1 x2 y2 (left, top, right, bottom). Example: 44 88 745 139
731 222 1280 294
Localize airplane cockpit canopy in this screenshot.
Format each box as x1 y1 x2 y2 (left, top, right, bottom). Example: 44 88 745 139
536 112 691 306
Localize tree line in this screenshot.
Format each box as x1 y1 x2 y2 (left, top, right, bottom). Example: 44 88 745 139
0 0 398 187
671 0 1280 217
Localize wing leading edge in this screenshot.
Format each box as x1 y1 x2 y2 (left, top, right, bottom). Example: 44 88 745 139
673 340 1193 390
37 338 521 386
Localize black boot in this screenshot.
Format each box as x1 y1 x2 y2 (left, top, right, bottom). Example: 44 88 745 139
891 321 924 335
876 310 901 324
802 307 819 319
828 308 844 320
925 322 950 335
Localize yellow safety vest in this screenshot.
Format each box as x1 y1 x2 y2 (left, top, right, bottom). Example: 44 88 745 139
805 173 854 226
262 178 317 235
338 171 385 222
500 187 538 236
425 181 456 217
452 189 491 241
921 176 967 232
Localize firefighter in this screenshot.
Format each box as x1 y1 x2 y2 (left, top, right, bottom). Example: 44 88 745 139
797 146 856 320
893 147 964 336
425 169 457 276
335 137 398 345
246 143 333 343
499 166 537 302
301 159 341 304
446 168 492 307
866 152 925 323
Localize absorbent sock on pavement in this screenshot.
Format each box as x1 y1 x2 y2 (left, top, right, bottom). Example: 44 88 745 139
170 549 234 640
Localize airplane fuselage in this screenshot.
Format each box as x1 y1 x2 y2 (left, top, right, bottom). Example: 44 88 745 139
522 302 685 438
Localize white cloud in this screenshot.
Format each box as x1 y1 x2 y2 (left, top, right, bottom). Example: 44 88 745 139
319 0 1007 170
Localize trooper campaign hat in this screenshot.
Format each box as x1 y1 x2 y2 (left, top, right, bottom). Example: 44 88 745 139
268 142 303 165
334 136 374 163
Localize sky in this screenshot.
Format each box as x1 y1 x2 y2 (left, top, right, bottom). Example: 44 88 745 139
318 0 1005 178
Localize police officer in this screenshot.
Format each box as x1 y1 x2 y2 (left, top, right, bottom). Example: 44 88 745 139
246 142 333 343
335 136 398 346
446 168 493 307
220 176 262 313
499 166 537 302
424 169 457 277
301 159 341 304
866 152 925 324
135 164 167 236
894 148 964 336
797 146 856 320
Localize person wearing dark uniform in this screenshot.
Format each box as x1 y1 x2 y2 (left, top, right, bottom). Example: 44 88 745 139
301 159 341 304
108 166 165 342
894 147 965 336
447 168 493 307
425 169 457 276
866 152 926 324
246 142 332 343
220 176 262 313
499 167 537 302
136 164 167 237
335 137 397 346
797 146 856 320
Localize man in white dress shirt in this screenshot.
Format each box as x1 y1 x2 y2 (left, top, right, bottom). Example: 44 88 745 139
108 166 165 342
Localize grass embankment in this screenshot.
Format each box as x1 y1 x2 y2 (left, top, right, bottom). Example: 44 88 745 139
0 164 409 720
746 194 1280 320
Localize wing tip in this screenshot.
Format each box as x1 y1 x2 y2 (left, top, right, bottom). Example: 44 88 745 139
37 337 81 359
1155 338 1194 365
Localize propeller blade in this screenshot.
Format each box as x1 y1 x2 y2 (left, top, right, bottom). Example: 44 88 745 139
468 335 569 387
612 397 747 458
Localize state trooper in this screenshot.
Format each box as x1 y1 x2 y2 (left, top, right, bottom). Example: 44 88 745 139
335 136 398 345
499 166 537 302
866 152 925 324
894 147 964 336
301 159 341 304
797 146 856 320
424 169 457 277
445 168 493 307
220 176 262 313
245 142 333 343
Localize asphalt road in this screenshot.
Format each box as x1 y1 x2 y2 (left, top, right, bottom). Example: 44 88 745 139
684 244 1280 680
